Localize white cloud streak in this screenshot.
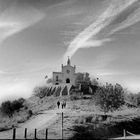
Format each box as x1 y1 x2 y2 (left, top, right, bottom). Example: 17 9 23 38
0 4 45 43
63 0 140 60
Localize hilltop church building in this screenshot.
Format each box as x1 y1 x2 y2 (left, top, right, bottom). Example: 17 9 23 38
53 58 77 86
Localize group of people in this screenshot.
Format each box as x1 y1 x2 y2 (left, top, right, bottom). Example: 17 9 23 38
57 100 66 109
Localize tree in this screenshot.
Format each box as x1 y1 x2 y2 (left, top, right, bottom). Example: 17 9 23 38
94 83 125 113
124 92 137 106
84 73 91 84
47 78 53 84
136 92 140 106
18 98 25 104
12 99 24 112
0 98 25 117
33 86 49 98
1 101 13 117
75 72 92 94
75 73 84 85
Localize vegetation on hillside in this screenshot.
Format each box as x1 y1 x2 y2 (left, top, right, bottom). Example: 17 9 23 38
69 110 140 140
124 92 140 107
33 86 49 98
94 83 125 113
1 71 140 139
0 98 25 118
0 97 34 132
34 72 140 113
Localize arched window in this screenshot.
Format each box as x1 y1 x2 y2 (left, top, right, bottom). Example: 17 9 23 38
56 75 58 81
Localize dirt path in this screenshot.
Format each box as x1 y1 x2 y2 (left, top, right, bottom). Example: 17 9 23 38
0 108 67 139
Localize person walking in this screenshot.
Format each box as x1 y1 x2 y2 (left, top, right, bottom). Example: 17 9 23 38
57 101 60 109
63 101 66 108
61 102 64 109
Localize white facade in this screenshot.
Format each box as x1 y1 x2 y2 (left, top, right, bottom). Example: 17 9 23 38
53 58 77 85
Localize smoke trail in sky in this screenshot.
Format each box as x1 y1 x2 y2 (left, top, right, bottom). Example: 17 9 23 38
63 0 140 60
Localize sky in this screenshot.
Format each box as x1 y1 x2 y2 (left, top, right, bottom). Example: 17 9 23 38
0 0 140 102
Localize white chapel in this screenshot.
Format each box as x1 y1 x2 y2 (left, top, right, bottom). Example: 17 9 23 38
52 58 77 86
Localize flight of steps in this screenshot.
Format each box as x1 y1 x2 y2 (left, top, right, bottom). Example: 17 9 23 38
46 84 72 97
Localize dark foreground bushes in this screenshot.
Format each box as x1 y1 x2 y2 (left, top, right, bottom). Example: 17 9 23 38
69 117 140 139
0 98 25 117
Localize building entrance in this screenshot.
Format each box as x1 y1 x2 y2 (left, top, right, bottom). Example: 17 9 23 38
66 78 70 83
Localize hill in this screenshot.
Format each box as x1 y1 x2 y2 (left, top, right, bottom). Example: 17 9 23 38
0 94 140 139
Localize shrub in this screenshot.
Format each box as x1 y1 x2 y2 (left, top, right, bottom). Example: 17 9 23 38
18 98 25 104
136 93 140 106
47 78 53 84
33 86 48 98
94 83 125 114
86 116 93 123
1 101 13 117
11 99 24 112
81 84 90 95
125 92 140 107
28 110 33 117
1 98 25 117
24 106 28 110
124 92 137 107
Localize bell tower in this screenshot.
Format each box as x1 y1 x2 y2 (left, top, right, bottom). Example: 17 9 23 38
67 56 71 66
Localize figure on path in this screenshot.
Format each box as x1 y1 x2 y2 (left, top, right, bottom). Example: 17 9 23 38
57 101 60 109
61 102 64 109
63 101 66 108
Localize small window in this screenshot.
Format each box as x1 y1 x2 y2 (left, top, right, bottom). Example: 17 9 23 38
56 75 58 81
67 70 70 74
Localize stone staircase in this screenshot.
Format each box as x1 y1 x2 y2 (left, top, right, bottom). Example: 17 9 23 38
46 84 72 96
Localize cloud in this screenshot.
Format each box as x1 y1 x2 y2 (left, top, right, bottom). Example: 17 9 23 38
0 80 32 102
0 76 45 103
0 70 6 74
0 3 45 43
109 0 140 34
63 0 140 61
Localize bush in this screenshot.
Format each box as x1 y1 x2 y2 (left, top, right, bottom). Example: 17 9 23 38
1 101 13 117
124 92 140 107
18 98 25 104
81 84 90 95
136 93 140 106
24 106 28 110
28 110 33 117
94 83 125 113
86 116 93 123
1 98 25 117
33 86 49 98
12 99 24 112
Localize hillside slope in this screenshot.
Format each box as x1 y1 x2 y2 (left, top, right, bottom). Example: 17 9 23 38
0 95 140 139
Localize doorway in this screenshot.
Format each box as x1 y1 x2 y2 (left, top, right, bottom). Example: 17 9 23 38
66 78 70 83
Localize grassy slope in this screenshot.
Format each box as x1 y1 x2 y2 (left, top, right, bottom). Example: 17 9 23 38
24 95 140 139
0 95 140 139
